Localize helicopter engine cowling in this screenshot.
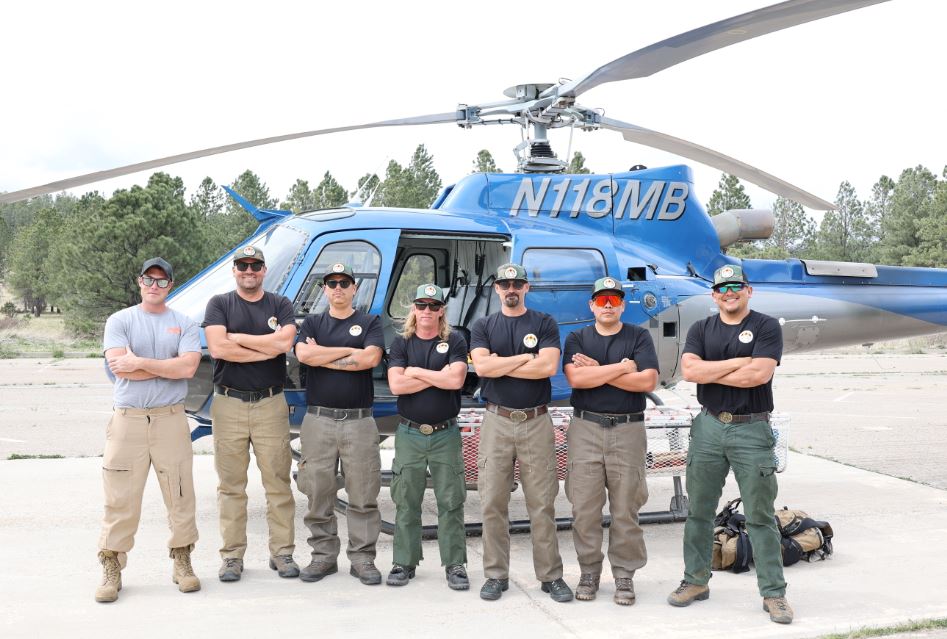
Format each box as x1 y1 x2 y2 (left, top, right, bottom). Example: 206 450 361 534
712 209 775 249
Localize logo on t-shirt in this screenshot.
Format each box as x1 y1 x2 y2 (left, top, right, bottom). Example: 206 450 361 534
523 333 538 348
167 326 181 335
739 330 754 344
436 341 450 354
349 325 363 336
267 316 279 331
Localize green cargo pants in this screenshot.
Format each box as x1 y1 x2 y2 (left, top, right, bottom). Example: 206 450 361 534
390 421 467 568
682 410 786 598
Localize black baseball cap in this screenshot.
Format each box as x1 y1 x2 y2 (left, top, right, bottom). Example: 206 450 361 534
141 257 173 281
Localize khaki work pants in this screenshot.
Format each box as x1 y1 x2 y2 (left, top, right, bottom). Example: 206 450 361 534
296 412 381 563
98 404 198 555
477 410 563 582
565 416 649 578
211 393 295 559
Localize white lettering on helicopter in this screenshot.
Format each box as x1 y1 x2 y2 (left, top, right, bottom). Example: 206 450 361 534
509 178 688 221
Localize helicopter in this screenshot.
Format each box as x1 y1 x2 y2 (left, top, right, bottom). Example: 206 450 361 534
2 0 944 524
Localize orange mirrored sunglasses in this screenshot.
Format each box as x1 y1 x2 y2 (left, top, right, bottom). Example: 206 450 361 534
592 294 623 307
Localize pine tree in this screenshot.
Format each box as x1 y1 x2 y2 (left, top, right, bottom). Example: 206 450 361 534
706 173 751 216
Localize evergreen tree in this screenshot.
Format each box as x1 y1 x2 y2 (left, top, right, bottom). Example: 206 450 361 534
706 173 751 216
6 207 65 316
352 173 380 204
312 171 348 209
473 149 500 173
813 181 873 262
905 174 947 267
879 166 938 265
375 145 442 208
568 151 591 174
190 177 224 219
281 179 316 213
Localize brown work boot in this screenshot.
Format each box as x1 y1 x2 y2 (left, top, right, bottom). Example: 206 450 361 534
614 577 636 606
575 573 600 601
350 560 382 585
95 551 122 603
170 546 201 593
667 580 709 607
763 596 794 624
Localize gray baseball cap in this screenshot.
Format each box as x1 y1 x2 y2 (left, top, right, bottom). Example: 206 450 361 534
414 283 446 303
713 264 747 286
234 245 265 263
141 257 173 281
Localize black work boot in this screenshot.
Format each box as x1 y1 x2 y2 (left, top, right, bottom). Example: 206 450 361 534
386 565 415 587
479 578 509 601
541 578 574 603
445 564 470 591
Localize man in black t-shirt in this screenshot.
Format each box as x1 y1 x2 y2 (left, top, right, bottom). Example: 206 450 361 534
204 245 299 582
469 263 572 603
667 264 792 625
385 284 469 590
294 263 385 585
563 276 659 606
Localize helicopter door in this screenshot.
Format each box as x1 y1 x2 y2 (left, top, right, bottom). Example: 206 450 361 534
630 282 681 382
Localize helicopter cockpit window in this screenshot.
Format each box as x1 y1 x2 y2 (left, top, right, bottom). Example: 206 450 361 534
168 224 309 324
522 248 606 284
294 241 381 316
389 254 436 319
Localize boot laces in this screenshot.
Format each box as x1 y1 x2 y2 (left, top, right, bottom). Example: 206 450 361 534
225 558 241 569
674 580 692 594
579 573 597 586
615 577 633 590
447 564 466 577
102 555 120 582
174 549 194 574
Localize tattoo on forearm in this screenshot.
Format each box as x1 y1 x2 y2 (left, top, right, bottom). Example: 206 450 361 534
332 357 358 367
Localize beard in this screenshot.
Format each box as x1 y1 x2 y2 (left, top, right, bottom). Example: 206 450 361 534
503 293 520 308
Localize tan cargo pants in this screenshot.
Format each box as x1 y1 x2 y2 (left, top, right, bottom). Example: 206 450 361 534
98 404 198 555
565 415 649 578
211 393 295 559
296 412 381 563
477 410 563 582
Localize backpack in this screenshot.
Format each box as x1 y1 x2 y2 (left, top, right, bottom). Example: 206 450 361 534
711 498 834 571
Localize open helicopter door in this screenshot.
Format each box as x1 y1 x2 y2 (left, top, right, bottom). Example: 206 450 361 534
284 228 402 429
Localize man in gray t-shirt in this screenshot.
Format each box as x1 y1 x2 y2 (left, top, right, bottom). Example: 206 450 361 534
95 257 202 604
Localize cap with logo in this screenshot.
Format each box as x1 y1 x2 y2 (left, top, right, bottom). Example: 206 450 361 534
141 257 173 281
496 263 527 282
713 264 747 287
234 245 265 263
592 276 624 298
414 283 446 303
323 262 356 283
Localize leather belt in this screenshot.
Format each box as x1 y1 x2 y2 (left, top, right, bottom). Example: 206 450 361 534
399 418 457 435
575 409 644 428
706 409 770 424
215 385 283 403
308 406 372 420
485 403 548 424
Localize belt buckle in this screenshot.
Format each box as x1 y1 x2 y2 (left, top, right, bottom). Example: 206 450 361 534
335 410 348 421
248 391 262 402
606 415 617 427
718 411 733 424
509 410 528 423
419 423 434 435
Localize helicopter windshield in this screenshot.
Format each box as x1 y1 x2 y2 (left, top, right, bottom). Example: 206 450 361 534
293 240 382 316
169 223 309 324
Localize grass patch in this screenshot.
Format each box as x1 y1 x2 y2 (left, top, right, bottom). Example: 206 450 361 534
7 453 66 460
818 617 947 639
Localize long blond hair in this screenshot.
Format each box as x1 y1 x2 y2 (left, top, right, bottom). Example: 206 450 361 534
399 305 451 341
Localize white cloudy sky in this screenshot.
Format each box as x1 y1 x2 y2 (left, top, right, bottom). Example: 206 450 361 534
1 0 942 212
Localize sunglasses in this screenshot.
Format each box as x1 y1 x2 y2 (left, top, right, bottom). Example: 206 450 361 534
497 280 526 290
140 276 170 289
592 294 623 307
414 302 444 311
713 282 746 294
324 279 353 289
235 262 264 272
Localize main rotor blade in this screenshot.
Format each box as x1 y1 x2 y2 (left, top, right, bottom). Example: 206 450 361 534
0 112 458 203
559 0 890 99
599 116 835 210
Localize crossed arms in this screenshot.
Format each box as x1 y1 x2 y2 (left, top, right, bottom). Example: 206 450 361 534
470 347 559 380
206 324 297 363
295 337 383 371
680 353 777 387
388 362 467 395
106 347 200 381
564 353 658 393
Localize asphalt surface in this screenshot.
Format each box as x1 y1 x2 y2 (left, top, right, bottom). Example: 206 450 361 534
1 353 946 638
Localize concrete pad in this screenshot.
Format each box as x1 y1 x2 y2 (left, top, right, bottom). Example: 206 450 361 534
1 452 945 639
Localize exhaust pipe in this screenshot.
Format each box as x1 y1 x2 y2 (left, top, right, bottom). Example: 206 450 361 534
711 209 775 249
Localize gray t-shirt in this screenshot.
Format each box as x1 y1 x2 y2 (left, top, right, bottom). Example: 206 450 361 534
103 305 201 409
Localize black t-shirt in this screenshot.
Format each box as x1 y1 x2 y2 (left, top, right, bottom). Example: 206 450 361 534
388 331 468 424
469 309 560 409
297 310 385 408
204 291 295 391
563 323 660 413
683 310 783 414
